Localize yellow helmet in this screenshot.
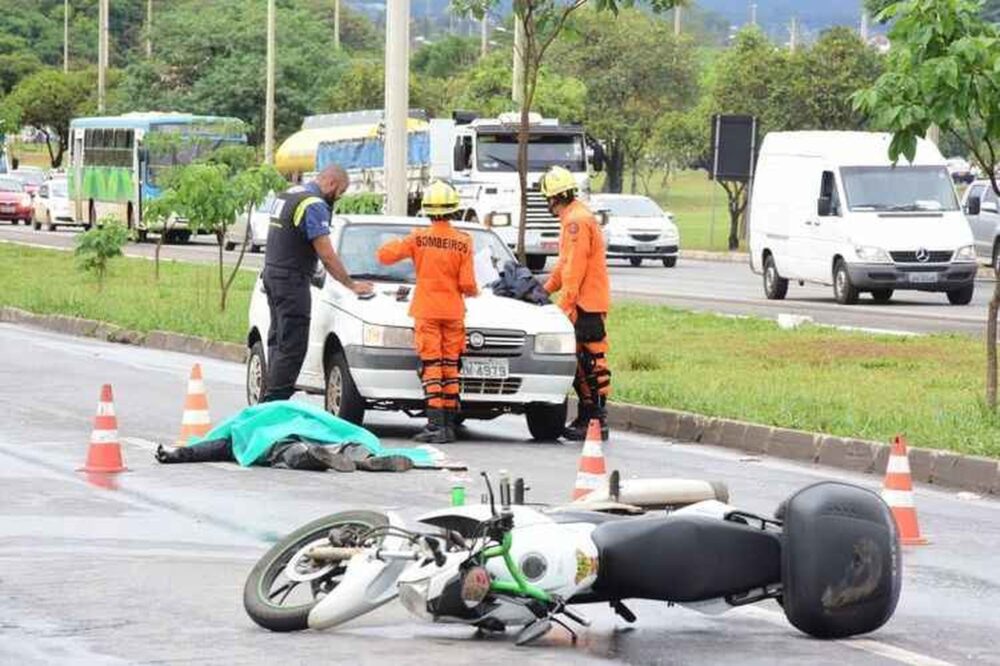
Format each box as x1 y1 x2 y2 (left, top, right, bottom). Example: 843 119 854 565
421 179 460 216
539 166 577 198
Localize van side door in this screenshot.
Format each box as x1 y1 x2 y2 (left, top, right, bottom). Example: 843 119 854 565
965 183 992 261
805 170 846 283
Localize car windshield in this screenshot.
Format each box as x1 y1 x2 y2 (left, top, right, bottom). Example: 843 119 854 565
12 171 44 185
338 223 516 284
48 180 68 197
840 166 959 212
0 178 24 192
591 196 663 218
476 133 585 173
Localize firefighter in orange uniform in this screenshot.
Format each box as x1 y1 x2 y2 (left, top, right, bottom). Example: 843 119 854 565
540 166 612 441
377 180 478 443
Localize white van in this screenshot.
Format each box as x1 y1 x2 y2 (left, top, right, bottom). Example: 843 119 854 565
748 132 977 305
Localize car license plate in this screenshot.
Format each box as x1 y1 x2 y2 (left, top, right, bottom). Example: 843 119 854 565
0 204 13 212
541 241 559 251
636 244 655 253
462 358 509 379
908 272 939 284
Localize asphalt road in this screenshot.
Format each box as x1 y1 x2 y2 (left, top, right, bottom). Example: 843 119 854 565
1 323 997 665
1 223 994 336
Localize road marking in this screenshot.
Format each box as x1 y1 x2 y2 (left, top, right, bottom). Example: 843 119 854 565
735 606 955 666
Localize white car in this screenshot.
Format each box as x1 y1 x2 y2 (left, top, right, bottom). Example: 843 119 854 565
225 192 274 253
589 194 680 267
246 215 577 440
32 178 77 231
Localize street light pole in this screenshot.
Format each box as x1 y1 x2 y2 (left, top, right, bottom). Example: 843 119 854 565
146 0 152 57
97 0 107 113
673 6 681 36
334 0 341 50
481 15 488 57
64 0 69 72
265 0 276 165
384 0 410 216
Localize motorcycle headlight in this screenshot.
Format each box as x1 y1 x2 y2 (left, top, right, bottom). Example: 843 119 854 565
398 578 433 621
855 245 892 264
534 332 576 355
362 323 414 349
954 244 977 262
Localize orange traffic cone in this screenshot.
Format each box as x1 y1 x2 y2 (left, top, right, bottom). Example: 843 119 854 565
81 384 127 473
572 419 608 501
881 435 927 546
177 363 212 446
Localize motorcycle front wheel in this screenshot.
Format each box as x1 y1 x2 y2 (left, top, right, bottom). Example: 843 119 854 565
243 510 389 632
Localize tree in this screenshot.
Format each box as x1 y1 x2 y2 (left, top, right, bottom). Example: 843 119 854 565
3 68 96 167
75 219 129 291
865 0 1000 20
853 0 1000 407
412 35 480 79
552 8 699 194
452 0 683 260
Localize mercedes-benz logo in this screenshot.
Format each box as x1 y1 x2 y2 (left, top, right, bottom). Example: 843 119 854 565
915 248 930 263
468 332 486 349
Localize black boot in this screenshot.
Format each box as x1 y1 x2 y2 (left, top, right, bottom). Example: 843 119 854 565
156 444 197 464
442 410 458 443
415 409 448 444
562 404 593 441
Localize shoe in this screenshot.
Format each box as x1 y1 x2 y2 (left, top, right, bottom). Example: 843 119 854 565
306 445 357 472
442 410 458 443
415 409 449 444
356 455 415 472
562 406 592 441
155 444 192 464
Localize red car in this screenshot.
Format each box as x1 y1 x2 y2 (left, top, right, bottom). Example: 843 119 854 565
0 176 34 224
11 169 45 198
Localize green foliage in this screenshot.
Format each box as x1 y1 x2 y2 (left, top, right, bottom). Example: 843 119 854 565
335 193 384 215
74 218 129 289
412 36 481 79
865 0 1000 22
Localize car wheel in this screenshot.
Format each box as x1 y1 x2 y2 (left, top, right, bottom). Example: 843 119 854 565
871 289 893 304
251 244 262 254
32 218 41 231
947 284 975 305
992 240 1000 274
663 257 677 268
135 228 148 243
224 240 236 251
526 400 568 442
247 340 267 406
325 348 365 425
763 254 789 300
629 257 643 267
833 260 859 305
526 254 547 272
46 212 55 232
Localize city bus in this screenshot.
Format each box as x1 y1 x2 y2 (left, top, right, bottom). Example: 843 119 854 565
67 113 247 241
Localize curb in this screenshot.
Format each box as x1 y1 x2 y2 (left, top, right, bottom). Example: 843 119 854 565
0 306 247 364
679 250 749 264
571 398 998 496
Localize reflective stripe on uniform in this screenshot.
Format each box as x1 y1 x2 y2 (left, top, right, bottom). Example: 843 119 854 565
292 196 325 227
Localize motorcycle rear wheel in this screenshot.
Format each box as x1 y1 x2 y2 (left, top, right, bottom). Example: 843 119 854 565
243 510 389 632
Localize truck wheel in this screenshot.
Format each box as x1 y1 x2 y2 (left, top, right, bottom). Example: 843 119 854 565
247 340 267 405
763 254 788 300
526 255 547 272
947 284 974 305
871 289 893 304
833 260 859 305
325 348 365 425
662 257 677 268
629 257 643 267
526 400 568 442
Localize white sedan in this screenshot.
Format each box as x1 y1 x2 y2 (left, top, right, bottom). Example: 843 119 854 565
246 215 577 440
225 192 275 253
590 193 680 268
32 178 78 231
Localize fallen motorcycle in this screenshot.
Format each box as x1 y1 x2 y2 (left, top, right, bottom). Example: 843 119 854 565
243 473 901 644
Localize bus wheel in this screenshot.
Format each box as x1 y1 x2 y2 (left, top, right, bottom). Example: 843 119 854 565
87 201 96 229
135 229 149 243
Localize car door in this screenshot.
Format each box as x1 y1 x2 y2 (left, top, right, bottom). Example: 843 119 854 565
965 183 990 260
786 159 826 282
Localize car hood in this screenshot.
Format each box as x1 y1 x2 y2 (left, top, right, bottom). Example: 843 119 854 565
0 192 25 203
845 212 974 250
606 215 675 234
345 286 572 334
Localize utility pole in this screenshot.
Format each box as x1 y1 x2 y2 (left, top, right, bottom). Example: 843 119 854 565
333 0 341 50
146 0 152 57
63 0 69 72
265 0 276 165
750 2 757 26
97 0 108 113
384 0 410 216
789 17 797 52
673 6 682 36
512 18 524 105
860 10 870 42
481 15 488 57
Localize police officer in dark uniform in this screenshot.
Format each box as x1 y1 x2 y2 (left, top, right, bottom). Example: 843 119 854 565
261 165 373 402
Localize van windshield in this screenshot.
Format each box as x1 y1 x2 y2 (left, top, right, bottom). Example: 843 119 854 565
840 166 958 212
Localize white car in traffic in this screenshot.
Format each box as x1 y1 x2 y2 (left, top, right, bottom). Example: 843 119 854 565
225 192 274 253
246 215 577 440
32 178 77 230
589 194 680 267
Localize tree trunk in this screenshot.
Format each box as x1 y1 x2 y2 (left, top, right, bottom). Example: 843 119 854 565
605 141 625 194
222 204 254 314
988 277 999 409
217 229 227 311
630 158 638 194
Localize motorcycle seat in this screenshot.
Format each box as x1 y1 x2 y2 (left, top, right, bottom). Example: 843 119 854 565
590 515 781 603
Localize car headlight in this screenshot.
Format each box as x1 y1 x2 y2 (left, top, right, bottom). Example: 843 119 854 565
855 245 892 263
362 323 414 349
534 332 576 355
954 244 977 261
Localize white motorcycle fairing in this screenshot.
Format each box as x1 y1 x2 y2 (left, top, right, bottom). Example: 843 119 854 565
306 512 409 630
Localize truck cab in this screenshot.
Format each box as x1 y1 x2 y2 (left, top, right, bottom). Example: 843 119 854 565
432 112 598 271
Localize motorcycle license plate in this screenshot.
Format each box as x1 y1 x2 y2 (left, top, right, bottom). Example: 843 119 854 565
908 272 939 284
635 244 656 253
462 358 509 379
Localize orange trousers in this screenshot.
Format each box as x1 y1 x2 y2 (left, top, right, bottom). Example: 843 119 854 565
415 319 466 411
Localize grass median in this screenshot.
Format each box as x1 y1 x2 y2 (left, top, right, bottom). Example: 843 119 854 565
2 243 996 458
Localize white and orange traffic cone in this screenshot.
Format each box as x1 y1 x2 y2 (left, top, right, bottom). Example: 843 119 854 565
80 384 127 473
572 419 608 501
881 435 927 546
177 363 212 446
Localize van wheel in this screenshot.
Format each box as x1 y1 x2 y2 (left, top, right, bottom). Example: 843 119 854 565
833 260 859 305
947 285 974 306
325 348 365 425
526 400 568 442
763 254 788 300
871 289 893 304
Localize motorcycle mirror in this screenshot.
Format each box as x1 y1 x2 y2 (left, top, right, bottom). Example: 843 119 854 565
514 618 552 647
480 471 497 517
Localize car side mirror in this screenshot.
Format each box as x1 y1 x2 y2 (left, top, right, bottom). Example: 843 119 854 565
817 196 833 217
598 210 610 227
486 212 511 228
310 268 326 290
966 196 981 216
